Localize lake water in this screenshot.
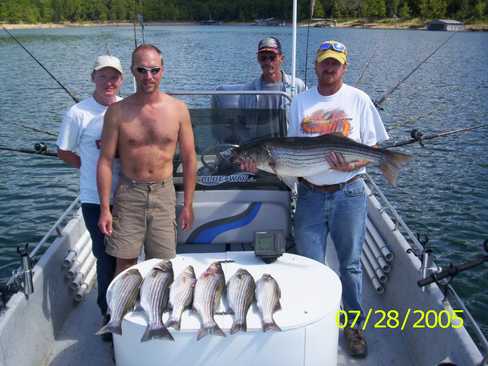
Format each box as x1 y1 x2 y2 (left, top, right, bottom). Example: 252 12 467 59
0 25 487 337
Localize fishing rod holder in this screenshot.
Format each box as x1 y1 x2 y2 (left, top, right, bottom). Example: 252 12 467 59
17 244 34 298
417 240 488 289
416 234 442 292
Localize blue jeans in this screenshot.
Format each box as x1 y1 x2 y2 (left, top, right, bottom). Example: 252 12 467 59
294 178 367 320
81 203 116 316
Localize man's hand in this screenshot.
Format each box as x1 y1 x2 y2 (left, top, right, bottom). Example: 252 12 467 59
179 205 194 231
326 152 364 172
239 158 258 174
98 209 113 236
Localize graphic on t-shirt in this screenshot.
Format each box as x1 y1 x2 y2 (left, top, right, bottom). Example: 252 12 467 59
301 109 351 136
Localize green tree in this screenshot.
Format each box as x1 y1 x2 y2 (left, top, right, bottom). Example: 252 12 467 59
387 0 401 16
473 0 486 17
398 1 411 17
362 0 387 16
419 0 447 18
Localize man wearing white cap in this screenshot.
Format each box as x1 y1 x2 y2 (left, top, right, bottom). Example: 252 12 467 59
56 55 124 341
287 40 389 358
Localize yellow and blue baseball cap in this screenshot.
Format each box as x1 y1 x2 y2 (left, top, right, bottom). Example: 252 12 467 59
316 40 348 64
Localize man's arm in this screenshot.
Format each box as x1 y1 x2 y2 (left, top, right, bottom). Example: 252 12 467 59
97 106 119 235
57 149 81 169
177 103 197 230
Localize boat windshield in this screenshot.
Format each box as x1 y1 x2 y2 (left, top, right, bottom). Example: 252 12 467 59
173 91 289 190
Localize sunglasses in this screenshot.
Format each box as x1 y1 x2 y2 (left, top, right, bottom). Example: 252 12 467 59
135 66 161 75
258 54 277 62
319 41 347 54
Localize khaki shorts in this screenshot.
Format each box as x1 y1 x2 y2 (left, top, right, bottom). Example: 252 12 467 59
105 176 177 260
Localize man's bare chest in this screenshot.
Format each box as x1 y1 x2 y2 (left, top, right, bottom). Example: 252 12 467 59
119 117 179 148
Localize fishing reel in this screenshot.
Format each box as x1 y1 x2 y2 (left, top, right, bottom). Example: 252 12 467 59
199 144 240 175
33 142 48 154
409 129 425 147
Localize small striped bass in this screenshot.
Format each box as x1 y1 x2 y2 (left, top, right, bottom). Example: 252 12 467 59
233 134 412 185
227 268 256 334
139 260 174 342
193 262 226 340
255 274 282 332
96 268 143 336
166 265 196 331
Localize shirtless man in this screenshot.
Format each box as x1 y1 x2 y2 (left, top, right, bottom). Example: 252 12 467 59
97 44 197 274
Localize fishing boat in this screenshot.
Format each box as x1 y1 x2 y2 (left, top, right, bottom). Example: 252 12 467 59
0 85 487 365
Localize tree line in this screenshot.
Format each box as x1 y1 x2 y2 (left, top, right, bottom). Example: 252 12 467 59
1 0 486 24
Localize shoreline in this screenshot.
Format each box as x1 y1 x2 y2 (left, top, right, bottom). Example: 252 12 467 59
2 19 487 31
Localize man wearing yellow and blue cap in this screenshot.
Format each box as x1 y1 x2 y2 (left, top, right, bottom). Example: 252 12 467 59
288 40 389 358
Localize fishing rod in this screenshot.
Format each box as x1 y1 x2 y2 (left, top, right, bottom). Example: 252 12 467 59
383 124 488 149
0 143 57 157
21 125 57 137
355 33 386 89
374 33 456 108
2 27 79 104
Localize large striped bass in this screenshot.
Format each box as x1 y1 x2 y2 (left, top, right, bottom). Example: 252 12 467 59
232 134 412 185
166 265 197 331
227 268 256 334
96 268 143 336
139 260 174 342
193 262 226 340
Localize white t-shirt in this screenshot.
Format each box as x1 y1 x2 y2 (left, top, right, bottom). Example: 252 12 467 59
56 96 121 204
288 84 389 185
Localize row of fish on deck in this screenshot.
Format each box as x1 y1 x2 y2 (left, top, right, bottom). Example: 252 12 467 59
97 261 282 342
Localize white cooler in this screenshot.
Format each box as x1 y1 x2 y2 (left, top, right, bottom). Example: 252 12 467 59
110 252 342 366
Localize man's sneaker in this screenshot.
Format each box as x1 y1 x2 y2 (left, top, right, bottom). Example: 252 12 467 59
344 327 367 358
100 314 113 343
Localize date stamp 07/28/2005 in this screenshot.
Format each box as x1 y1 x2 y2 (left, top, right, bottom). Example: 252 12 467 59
336 309 464 331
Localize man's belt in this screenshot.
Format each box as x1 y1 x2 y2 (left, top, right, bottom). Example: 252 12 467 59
299 175 361 193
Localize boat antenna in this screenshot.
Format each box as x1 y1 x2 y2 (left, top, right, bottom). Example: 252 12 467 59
374 33 456 108
303 0 315 89
290 0 298 97
2 27 79 103
383 124 488 149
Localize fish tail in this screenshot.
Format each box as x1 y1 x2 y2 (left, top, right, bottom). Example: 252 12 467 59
95 320 122 336
230 320 247 334
197 324 226 341
263 320 281 332
165 317 181 331
140 323 175 342
379 150 412 186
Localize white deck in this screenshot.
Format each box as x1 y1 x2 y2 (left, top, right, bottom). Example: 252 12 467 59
45 268 416 366
45 290 114 366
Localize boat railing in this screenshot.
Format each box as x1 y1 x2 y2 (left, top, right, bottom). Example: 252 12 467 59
364 173 488 354
364 173 425 255
29 196 81 258
168 89 292 102
1 196 81 302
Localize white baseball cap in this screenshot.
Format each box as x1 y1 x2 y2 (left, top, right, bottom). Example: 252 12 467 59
93 55 123 74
